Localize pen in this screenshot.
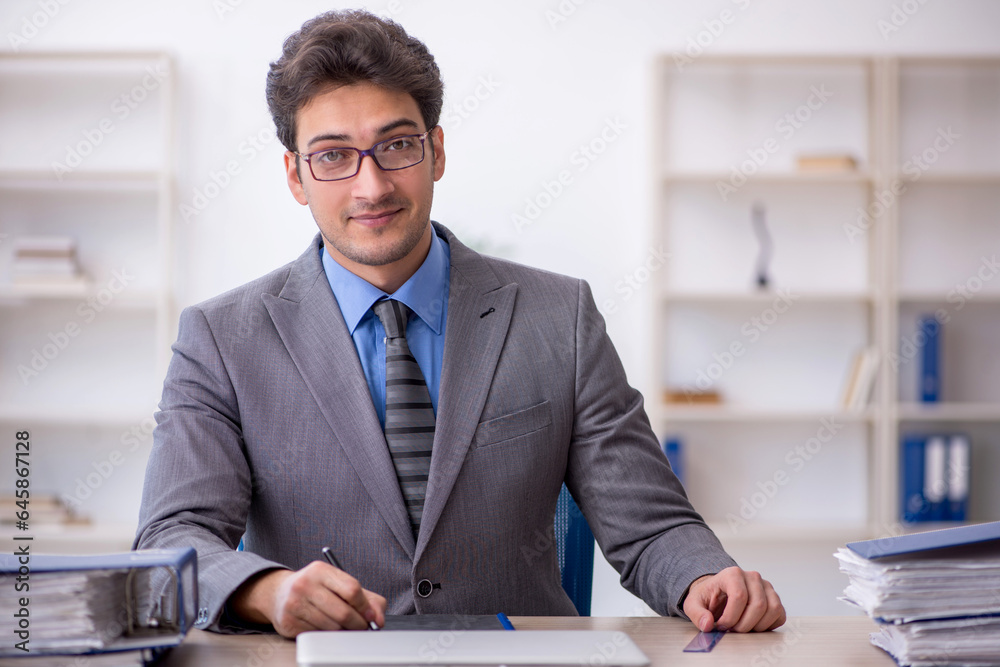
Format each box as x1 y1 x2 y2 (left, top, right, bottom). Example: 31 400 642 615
321 546 380 631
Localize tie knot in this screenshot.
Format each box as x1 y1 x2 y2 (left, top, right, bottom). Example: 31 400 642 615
373 299 411 339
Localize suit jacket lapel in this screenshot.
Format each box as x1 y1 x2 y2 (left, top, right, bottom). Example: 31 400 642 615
262 237 416 558
415 224 518 560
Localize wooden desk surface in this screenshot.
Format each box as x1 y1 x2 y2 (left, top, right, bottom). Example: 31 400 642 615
160 616 895 666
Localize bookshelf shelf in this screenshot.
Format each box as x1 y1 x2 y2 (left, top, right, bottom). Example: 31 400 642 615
897 292 1000 304
0 405 156 425
662 290 876 304
662 171 874 185
706 521 871 545
662 406 875 423
0 168 162 191
0 522 136 554
897 403 1000 422
0 284 161 307
900 171 1000 184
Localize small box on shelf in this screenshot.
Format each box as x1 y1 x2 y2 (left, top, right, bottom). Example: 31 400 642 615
663 388 722 406
795 154 858 172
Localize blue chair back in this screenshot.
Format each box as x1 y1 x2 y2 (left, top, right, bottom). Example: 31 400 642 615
555 483 595 616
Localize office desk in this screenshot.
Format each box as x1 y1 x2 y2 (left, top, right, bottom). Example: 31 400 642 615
159 616 895 666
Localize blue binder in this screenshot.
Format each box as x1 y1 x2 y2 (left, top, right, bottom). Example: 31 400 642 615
947 434 971 522
919 315 941 403
923 435 948 521
0 547 196 660
901 435 927 523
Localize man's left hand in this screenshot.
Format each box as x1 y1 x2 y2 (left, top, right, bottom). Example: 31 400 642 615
682 566 785 632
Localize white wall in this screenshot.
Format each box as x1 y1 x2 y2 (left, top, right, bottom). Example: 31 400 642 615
4 0 999 617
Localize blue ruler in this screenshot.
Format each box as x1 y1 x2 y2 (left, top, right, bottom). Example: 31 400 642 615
683 630 726 652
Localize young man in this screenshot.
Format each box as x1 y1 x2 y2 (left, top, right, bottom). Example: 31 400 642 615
134 9 785 637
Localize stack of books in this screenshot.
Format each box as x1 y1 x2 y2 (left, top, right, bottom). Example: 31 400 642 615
836 522 1000 667
11 235 87 292
840 347 879 410
0 494 82 527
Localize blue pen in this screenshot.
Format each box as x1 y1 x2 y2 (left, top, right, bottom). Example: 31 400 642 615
497 612 515 630
321 546 380 631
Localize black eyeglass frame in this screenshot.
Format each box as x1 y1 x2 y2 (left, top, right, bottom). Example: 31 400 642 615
293 127 436 182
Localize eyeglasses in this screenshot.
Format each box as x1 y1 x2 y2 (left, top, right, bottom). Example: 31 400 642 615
294 128 435 182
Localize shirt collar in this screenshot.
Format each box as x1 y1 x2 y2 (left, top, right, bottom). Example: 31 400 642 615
321 228 450 335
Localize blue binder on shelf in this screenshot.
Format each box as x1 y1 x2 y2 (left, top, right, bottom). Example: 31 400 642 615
947 434 971 522
901 433 972 523
918 315 941 403
923 435 948 521
901 435 927 523
0 547 197 661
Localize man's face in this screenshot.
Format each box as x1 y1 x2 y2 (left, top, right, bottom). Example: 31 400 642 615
285 83 445 273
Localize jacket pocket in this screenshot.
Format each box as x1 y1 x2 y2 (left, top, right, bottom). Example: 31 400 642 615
473 400 552 448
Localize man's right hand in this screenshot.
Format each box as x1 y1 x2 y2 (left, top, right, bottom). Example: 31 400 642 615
228 561 387 638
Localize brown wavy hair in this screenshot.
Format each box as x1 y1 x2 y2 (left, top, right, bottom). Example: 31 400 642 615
266 9 444 152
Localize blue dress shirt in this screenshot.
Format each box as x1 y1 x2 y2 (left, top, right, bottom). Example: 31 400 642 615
321 230 450 428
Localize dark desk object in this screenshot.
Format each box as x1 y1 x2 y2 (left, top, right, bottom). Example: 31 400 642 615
381 614 505 630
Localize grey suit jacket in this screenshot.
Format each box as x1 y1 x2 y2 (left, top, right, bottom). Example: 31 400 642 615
134 223 736 632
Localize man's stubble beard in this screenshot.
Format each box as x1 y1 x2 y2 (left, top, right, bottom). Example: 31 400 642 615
320 215 429 267
316 186 434 267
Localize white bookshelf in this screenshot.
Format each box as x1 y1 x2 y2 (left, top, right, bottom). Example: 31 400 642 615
651 55 1000 553
0 52 175 550
888 57 1000 533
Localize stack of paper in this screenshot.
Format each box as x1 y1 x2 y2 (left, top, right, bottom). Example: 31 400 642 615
870 616 1000 667
0 569 129 652
836 522 1000 667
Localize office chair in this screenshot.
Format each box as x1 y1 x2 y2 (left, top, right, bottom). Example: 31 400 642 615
555 483 595 616
238 484 596 616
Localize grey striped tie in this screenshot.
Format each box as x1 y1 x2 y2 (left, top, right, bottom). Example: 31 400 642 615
373 299 434 536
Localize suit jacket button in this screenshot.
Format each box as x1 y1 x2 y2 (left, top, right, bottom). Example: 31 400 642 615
416 579 434 598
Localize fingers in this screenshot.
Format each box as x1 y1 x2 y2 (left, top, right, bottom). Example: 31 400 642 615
364 590 389 628
323 564 374 630
681 574 726 632
759 581 786 631
712 568 750 632
270 561 383 637
723 570 763 633
682 567 787 634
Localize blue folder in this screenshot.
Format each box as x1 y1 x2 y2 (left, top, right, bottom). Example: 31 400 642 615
919 315 941 403
848 521 1000 560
